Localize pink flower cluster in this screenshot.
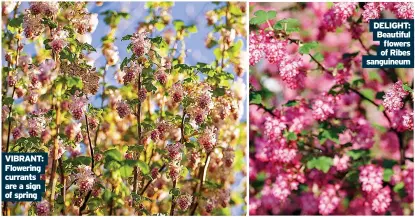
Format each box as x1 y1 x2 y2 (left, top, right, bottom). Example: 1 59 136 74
131 31 151 57
363 2 414 22
383 80 409 111
311 93 337 121
318 184 341 215
249 30 305 89
198 127 217 152
69 94 88 120
322 3 357 31
75 165 95 194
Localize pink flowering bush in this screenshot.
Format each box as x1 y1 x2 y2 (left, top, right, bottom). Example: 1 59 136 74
249 2 414 215
2 2 246 216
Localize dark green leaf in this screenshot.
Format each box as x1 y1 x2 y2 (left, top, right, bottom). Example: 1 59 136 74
299 42 318 54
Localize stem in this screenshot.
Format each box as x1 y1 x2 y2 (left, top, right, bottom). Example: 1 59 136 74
133 71 142 194
79 191 91 216
169 111 186 216
139 164 166 195
58 158 66 215
94 65 108 146
48 99 61 210
190 152 211 215
249 103 275 117
84 114 95 169
5 87 16 152
169 180 177 216
349 87 405 164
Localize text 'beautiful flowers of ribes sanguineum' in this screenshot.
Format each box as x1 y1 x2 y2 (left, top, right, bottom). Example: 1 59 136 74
1 2 247 216
249 2 413 216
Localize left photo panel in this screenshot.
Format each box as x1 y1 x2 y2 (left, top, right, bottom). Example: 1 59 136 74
1 1 247 216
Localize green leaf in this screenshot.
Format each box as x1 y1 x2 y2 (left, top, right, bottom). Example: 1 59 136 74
313 52 324 62
375 91 385 100
212 87 226 97
393 182 405 193
150 36 163 45
43 39 53 50
136 160 149 174
273 18 300 33
284 100 298 107
403 83 413 93
285 132 297 141
346 150 370 160
119 165 134 178
318 124 345 144
383 168 393 182
87 198 103 210
82 43 96 52
299 42 318 54
41 18 58 29
8 15 23 28
104 149 122 162
170 188 180 196
336 63 344 70
173 20 185 31
306 156 333 173
3 97 14 106
187 25 198 33
249 10 277 25
121 35 132 41
249 91 262 104
120 57 128 71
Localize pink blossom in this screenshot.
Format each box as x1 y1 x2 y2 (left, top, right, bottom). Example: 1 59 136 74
333 155 350 171
383 80 409 111
263 116 286 142
359 164 383 193
312 93 337 121
36 200 50 216
69 94 88 120
131 31 151 57
318 184 341 215
116 100 131 118
176 194 192 211
369 186 391 214
75 165 95 194
198 127 217 152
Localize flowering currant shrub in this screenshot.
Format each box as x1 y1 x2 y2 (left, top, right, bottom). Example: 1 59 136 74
249 2 414 215
1 2 247 215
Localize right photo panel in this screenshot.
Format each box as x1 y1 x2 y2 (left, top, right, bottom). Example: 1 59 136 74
249 2 414 216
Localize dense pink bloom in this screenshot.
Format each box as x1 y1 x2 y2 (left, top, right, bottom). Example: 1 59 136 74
311 93 337 121
223 147 234 167
69 94 88 120
402 167 414 201
322 3 357 31
263 116 286 142
131 31 151 57
392 2 414 19
318 184 341 215
300 193 319 215
138 88 147 102
75 165 95 194
166 142 183 161
333 155 350 171
170 83 185 103
168 162 181 181
350 118 375 150
176 194 192 211
116 100 131 118
383 81 409 111
402 111 414 130
362 3 381 22
198 127 217 152
359 164 383 193
36 200 50 216
369 186 392 214
279 56 305 89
